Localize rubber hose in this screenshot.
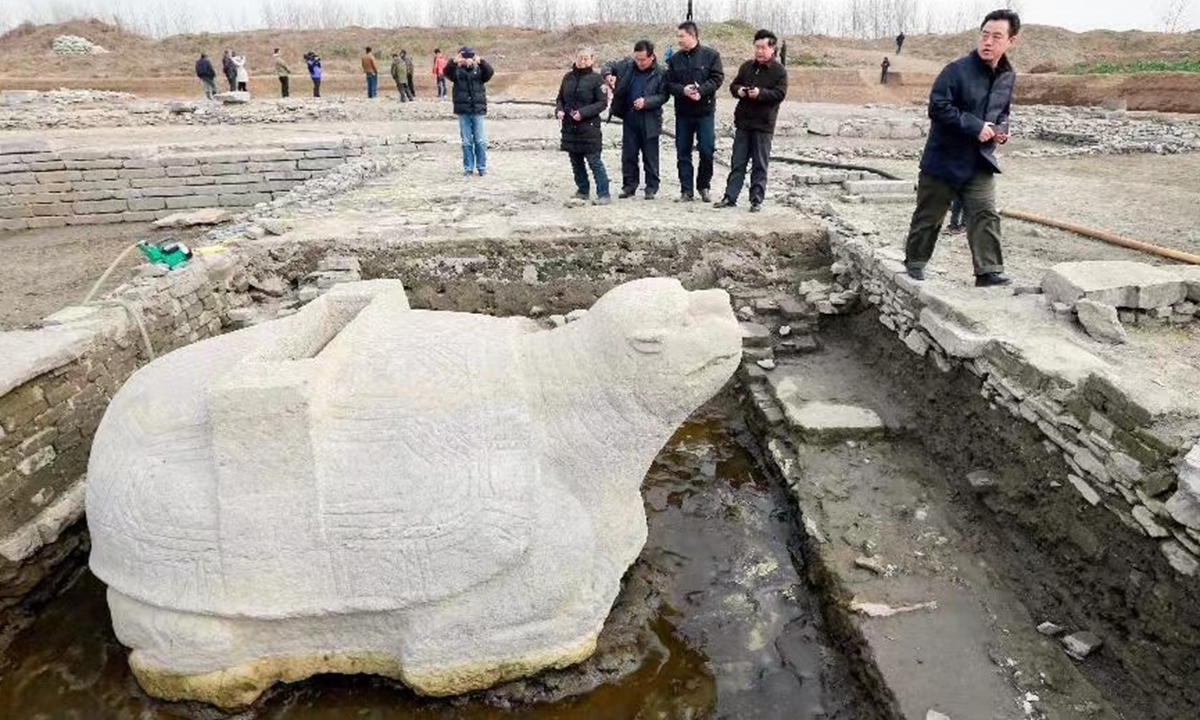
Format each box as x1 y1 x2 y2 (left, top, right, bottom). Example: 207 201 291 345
83 241 141 305
81 241 158 360
1001 209 1200 266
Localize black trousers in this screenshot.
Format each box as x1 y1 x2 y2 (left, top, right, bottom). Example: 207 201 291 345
723 128 773 205
226 75 237 91
407 72 415 96
236 81 247 92
621 121 660 194
312 78 321 97
279 76 289 97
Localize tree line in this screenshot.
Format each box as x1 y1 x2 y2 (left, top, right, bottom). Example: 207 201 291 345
2 0 1195 39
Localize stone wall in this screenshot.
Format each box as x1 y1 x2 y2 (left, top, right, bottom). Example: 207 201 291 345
816 228 1200 579
0 137 367 230
0 253 253 615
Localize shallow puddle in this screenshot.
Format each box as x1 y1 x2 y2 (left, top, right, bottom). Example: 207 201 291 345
0 397 863 719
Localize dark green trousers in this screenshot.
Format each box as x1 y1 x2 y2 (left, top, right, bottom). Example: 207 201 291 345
904 171 1004 276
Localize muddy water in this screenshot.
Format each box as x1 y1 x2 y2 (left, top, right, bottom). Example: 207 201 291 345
0 398 863 719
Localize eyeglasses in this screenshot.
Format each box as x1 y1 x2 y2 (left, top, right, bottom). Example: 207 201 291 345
979 30 1009 42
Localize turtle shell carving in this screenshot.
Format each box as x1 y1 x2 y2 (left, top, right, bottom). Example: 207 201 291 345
86 277 741 707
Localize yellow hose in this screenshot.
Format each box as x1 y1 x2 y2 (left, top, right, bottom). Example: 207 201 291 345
1002 209 1200 266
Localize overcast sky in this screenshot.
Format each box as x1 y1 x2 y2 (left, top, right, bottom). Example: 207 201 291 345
3 0 1199 34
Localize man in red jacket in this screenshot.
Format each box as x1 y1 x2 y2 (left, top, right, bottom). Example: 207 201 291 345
714 29 788 213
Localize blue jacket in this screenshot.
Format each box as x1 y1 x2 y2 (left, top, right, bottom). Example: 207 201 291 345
919 50 1016 188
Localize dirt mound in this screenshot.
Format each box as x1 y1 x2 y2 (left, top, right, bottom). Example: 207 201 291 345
887 24 1200 72
0 18 152 76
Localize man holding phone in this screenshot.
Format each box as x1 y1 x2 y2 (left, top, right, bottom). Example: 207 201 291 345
444 46 495 177
904 8 1019 288
665 21 724 203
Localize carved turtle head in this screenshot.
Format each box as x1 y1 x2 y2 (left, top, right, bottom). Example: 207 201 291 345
576 278 741 421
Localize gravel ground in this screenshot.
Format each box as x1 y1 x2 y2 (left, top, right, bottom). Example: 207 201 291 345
2 102 1198 330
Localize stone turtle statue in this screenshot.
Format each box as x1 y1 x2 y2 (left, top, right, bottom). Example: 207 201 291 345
86 277 741 708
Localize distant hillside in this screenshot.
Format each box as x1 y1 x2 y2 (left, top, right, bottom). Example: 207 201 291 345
0 18 1197 79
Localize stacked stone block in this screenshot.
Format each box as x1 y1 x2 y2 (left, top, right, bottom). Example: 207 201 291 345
816 229 1200 577
0 138 366 230
0 254 253 615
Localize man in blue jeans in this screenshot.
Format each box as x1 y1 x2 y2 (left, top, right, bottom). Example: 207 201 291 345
361 47 379 99
556 48 610 204
666 21 724 203
444 47 495 177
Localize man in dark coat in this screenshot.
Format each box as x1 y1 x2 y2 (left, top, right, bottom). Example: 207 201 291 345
195 53 217 100
402 49 416 98
666 21 724 203
896 32 906 54
904 9 1019 287
881 56 891 84
221 49 237 92
444 47 495 176
714 29 787 212
390 53 412 101
556 48 610 204
602 40 670 200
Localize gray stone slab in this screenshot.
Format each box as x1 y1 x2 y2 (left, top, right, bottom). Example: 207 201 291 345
1075 299 1127 344
918 308 991 358
842 180 915 195
0 139 52 155
152 208 234 228
0 326 98 396
1043 261 1185 310
739 322 772 348
1170 266 1200 302
784 400 885 442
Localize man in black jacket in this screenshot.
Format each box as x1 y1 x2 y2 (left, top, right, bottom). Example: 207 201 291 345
444 47 495 177
602 40 670 200
666 21 724 203
715 29 787 212
904 9 1019 288
195 53 217 100
221 49 237 92
556 48 611 204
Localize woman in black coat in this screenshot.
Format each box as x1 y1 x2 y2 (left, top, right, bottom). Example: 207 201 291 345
555 48 610 204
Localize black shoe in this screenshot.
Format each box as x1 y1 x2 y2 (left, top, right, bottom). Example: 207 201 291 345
699 189 712 203
618 188 636 199
675 193 694 203
906 267 925 281
572 191 588 200
749 203 762 213
644 190 657 200
713 198 736 209
975 272 1012 287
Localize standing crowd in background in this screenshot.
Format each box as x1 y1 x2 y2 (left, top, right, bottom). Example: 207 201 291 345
194 47 459 101
188 8 1020 288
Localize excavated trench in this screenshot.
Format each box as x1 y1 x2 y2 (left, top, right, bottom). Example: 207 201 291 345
0 393 875 719
0 227 1194 719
